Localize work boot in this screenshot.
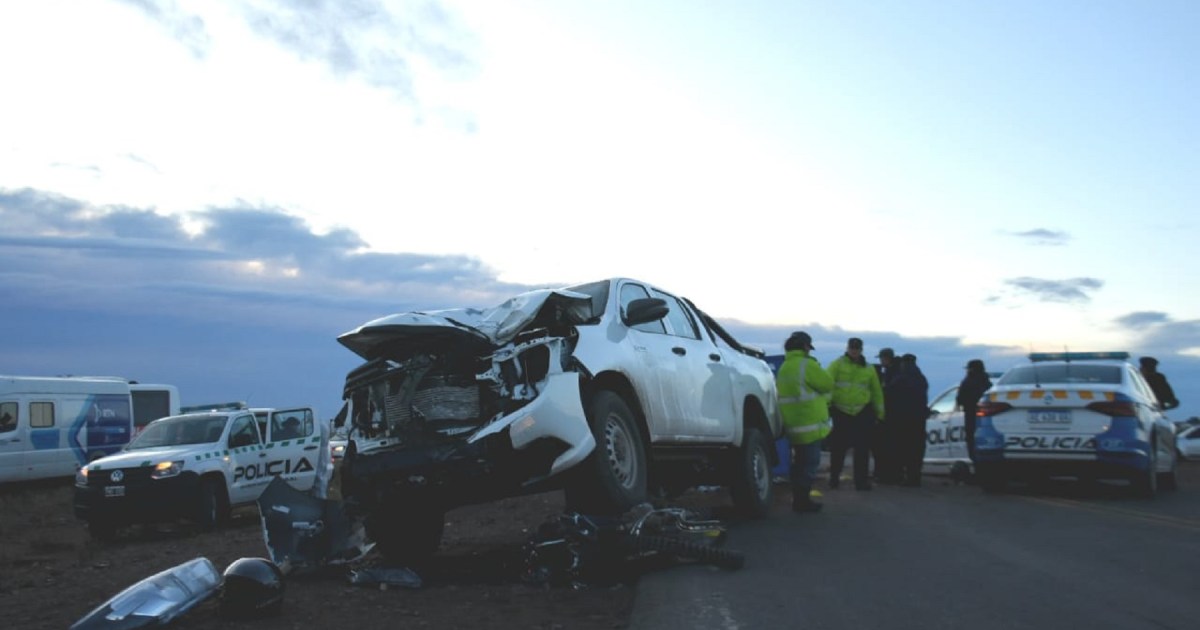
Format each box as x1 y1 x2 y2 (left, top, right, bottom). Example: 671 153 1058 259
792 493 823 513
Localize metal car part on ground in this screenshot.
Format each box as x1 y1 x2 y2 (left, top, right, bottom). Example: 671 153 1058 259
73 405 329 539
522 504 744 588
334 278 781 564
973 352 1179 497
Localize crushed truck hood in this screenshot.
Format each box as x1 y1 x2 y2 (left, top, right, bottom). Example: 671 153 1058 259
338 288 594 360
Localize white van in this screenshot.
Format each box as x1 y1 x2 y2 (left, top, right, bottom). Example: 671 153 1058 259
0 376 179 483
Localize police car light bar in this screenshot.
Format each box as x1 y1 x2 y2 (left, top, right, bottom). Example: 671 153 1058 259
1028 351 1130 362
179 401 248 413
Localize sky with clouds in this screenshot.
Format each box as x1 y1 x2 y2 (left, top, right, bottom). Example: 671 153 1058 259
1 0 1197 420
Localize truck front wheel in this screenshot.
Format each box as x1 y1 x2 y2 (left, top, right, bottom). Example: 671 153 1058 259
565 391 648 515
366 500 445 566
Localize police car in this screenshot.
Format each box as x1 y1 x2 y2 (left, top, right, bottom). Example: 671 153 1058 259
922 373 1004 475
74 405 325 539
973 352 1179 496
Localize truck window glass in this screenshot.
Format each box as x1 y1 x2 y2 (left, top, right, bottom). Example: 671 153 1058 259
652 290 700 340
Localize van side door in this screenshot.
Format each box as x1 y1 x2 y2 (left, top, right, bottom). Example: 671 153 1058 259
267 407 319 491
0 401 26 482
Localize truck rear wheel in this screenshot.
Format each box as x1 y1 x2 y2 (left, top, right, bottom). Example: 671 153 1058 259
729 427 772 518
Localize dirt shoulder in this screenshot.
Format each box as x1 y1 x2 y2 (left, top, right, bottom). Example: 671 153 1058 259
0 482 637 630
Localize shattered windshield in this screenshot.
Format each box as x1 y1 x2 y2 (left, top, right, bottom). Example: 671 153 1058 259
563 281 609 322
127 414 227 450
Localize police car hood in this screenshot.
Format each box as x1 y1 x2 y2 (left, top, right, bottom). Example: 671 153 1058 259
338 288 594 360
88 445 201 470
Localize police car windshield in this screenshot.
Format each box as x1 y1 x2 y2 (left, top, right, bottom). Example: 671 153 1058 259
128 414 226 449
998 364 1122 386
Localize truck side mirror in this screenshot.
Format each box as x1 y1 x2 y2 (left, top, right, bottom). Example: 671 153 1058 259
623 298 669 326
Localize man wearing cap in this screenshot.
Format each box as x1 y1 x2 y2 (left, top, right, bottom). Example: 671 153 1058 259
873 348 902 484
776 332 834 512
1139 357 1180 411
893 353 929 486
957 359 993 467
826 337 886 491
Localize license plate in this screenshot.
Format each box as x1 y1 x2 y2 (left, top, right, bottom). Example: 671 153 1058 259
104 485 125 497
1028 410 1072 427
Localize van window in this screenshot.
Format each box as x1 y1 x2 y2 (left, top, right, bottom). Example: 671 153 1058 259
30 402 54 428
0 402 16 433
132 390 172 429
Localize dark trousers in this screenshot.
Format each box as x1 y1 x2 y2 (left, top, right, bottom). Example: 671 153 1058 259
964 406 978 463
829 407 874 487
872 419 901 482
896 417 927 484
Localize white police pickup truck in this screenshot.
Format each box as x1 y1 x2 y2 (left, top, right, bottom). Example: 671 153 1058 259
74 405 325 539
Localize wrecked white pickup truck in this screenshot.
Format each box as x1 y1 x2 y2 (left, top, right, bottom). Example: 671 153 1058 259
334 278 781 563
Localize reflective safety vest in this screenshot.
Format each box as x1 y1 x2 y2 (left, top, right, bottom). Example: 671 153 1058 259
827 355 885 420
776 350 834 445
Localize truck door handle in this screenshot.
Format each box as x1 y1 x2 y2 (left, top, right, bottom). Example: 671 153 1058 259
672 347 686 356
709 353 721 362
259 452 267 458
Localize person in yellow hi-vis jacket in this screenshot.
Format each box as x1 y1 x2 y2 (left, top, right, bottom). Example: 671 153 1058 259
826 337 886 491
776 332 834 513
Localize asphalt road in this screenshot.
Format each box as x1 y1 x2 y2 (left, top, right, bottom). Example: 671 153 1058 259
632 460 1200 630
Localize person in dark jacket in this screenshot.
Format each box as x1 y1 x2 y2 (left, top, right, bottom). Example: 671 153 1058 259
873 348 902 484
1139 357 1180 410
892 354 929 486
957 359 993 465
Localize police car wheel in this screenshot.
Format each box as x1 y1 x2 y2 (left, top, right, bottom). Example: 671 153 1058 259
977 464 1007 494
87 518 118 541
1132 442 1158 499
729 427 772 519
196 479 224 531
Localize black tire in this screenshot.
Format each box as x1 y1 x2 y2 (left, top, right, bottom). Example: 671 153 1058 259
1133 437 1158 499
627 534 745 571
87 518 118 542
1157 444 1178 492
565 391 648 515
195 478 223 531
729 427 772 519
366 501 445 566
978 464 1007 494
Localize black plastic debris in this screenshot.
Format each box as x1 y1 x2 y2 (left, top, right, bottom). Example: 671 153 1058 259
256 476 373 573
347 567 424 589
522 504 744 588
70 557 221 630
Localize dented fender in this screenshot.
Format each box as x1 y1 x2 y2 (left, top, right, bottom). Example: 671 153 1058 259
468 371 595 476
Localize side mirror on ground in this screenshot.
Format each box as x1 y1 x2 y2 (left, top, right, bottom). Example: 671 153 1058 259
623 298 669 326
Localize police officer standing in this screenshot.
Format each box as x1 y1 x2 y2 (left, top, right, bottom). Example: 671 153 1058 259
957 359 993 466
827 337 886 491
873 348 901 484
893 354 929 486
1139 357 1180 411
776 332 834 512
